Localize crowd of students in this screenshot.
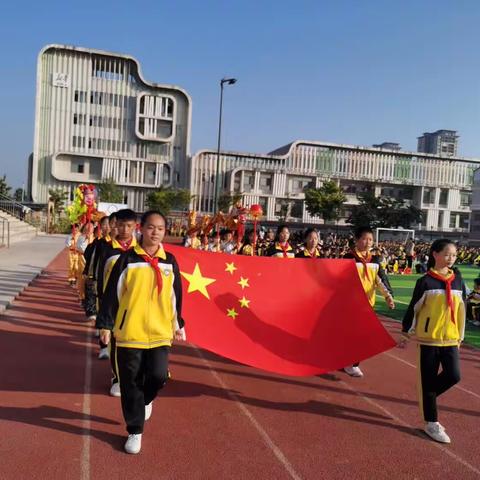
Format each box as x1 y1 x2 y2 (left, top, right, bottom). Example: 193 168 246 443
65 213 472 452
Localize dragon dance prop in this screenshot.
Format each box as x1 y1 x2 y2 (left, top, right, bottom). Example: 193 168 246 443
185 202 263 247
66 184 101 228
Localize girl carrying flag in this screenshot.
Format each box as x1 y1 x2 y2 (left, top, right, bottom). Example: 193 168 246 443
401 239 465 444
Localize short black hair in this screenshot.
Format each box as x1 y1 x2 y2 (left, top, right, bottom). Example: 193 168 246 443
116 209 137 223
109 212 118 222
100 216 109 225
304 227 318 240
354 226 374 239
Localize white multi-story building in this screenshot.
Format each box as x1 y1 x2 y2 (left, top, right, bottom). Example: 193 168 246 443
190 141 480 233
29 44 191 211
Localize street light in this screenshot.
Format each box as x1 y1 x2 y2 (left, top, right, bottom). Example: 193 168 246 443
214 77 237 211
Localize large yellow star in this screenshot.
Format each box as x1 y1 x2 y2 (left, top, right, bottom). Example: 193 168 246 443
226 307 239 319
181 263 216 299
225 262 237 275
238 277 250 289
239 296 250 308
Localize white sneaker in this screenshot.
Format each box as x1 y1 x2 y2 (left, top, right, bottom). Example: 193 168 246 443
472 321 480 327
88 315 96 321
145 402 153 421
124 433 142 454
110 382 121 397
98 347 109 360
344 366 364 377
424 422 451 443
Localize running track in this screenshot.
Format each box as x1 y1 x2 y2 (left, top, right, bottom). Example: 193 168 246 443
0 250 479 480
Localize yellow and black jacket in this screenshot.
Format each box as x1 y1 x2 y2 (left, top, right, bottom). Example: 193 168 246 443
96 237 137 301
96 244 184 349
402 268 466 346
266 242 296 258
343 250 393 307
295 248 321 259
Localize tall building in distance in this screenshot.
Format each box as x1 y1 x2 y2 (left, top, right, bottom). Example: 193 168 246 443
372 142 401 151
29 44 191 211
417 130 458 157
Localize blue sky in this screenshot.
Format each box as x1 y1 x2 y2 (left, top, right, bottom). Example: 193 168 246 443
1 0 479 188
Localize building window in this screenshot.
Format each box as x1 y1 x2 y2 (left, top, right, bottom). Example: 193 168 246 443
73 113 78 125
163 165 170 183
438 211 444 229
289 176 315 194
459 214 470 230
243 172 255 192
439 189 448 207
291 200 303 218
259 173 273 194
449 213 457 229
423 187 435 205
460 191 471 207
233 172 242 193
77 164 84 174
258 196 268 212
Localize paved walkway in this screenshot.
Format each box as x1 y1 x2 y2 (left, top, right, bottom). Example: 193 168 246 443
0 234 66 312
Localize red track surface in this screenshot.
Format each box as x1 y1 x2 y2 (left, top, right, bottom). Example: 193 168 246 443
1 250 480 480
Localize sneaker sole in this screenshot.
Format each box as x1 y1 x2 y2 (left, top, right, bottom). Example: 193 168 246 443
424 430 451 444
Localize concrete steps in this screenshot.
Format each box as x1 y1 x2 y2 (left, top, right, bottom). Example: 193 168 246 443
0 210 38 245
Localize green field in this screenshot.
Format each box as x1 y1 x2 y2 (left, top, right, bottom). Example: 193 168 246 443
375 265 480 348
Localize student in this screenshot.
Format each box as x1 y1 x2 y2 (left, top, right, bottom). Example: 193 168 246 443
401 239 465 444
97 210 185 455
66 225 80 286
466 278 480 327
95 210 138 399
83 216 110 320
343 226 395 377
238 230 256 256
266 225 295 258
295 228 321 258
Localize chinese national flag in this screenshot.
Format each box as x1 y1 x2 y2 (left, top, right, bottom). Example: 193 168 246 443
166 245 396 376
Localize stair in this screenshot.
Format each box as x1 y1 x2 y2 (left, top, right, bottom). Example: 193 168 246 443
0 211 38 246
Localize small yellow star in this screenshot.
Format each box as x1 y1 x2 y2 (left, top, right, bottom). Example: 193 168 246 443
225 262 237 275
239 296 250 308
238 277 250 289
181 263 216 299
226 307 239 319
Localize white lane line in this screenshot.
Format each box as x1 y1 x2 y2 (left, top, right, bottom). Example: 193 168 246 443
193 347 302 480
339 379 480 476
384 351 480 401
80 328 93 480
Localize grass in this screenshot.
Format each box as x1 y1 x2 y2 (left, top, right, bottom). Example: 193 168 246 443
375 265 480 348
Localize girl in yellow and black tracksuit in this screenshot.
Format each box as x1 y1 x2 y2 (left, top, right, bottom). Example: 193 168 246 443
266 225 296 258
402 239 465 444
96 210 185 454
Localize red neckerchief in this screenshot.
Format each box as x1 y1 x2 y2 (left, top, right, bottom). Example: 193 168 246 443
117 238 132 251
278 242 291 258
140 249 163 294
352 249 372 280
427 269 456 325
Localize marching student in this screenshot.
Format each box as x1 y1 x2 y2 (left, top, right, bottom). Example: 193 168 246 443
97 210 185 455
266 225 295 258
343 226 395 377
83 215 110 321
295 228 321 259
65 225 80 286
75 222 95 306
400 239 465 444
95 209 137 396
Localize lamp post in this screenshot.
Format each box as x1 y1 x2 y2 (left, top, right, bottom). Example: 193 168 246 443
214 77 237 212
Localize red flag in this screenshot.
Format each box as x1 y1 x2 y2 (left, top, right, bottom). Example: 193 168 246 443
166 245 395 376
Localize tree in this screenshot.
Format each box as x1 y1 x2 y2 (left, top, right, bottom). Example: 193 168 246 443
304 180 347 224
217 192 243 213
48 188 68 225
97 177 123 203
14 188 24 202
0 174 11 197
348 191 423 230
145 187 193 215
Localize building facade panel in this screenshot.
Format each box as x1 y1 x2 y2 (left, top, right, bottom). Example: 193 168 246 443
30 44 191 211
191 141 480 232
